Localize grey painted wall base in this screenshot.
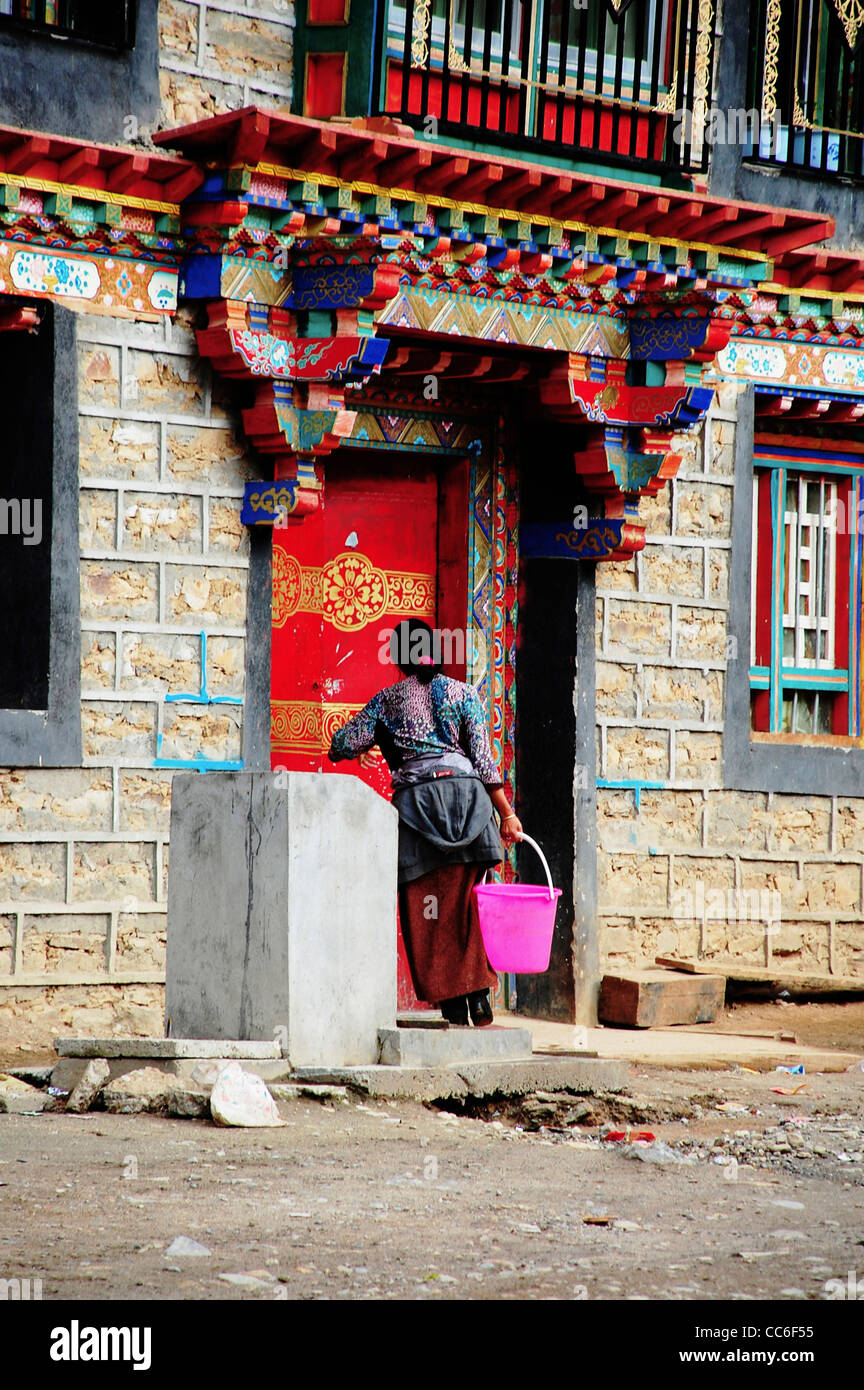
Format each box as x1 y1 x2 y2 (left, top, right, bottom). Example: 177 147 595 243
165 771 399 1067
56 1038 282 1060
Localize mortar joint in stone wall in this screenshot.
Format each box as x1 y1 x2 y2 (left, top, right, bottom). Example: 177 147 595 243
196 0 207 68
65 842 74 904
0 970 165 989
828 920 836 974
107 910 118 974
12 911 23 976
80 548 250 571
80 480 247 501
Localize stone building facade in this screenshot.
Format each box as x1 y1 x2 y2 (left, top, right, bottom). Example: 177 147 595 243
0 4 279 1050
1 0 863 1047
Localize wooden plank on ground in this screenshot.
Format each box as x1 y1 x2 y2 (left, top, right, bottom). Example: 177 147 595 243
655 956 864 994
599 969 725 1028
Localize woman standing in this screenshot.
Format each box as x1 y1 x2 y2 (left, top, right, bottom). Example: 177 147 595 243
328 619 522 1026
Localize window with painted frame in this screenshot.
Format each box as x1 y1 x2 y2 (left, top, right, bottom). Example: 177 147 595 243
0 1 136 50
380 0 704 165
749 446 864 742
0 298 81 767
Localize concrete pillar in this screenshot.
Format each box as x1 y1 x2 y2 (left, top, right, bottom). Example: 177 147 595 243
165 771 398 1067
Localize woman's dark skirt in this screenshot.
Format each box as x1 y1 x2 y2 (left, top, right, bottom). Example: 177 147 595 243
393 774 502 1004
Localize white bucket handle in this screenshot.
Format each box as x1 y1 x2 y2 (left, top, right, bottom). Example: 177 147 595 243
518 833 556 901
482 832 556 901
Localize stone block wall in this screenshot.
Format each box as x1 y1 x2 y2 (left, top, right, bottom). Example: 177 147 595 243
158 0 295 128
0 308 255 1053
594 378 864 980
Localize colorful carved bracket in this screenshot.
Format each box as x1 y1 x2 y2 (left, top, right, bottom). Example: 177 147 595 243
196 300 389 381
195 298 390 521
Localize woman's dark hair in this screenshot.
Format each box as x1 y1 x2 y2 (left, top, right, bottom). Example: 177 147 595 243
390 619 443 684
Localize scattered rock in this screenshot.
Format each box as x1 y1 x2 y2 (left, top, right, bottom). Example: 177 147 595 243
218 1271 276 1290
165 1236 211 1258
211 1062 285 1128
268 1083 350 1106
167 1087 211 1120
189 1062 221 1089
0 1073 50 1114
622 1140 696 1166
102 1068 181 1115
66 1059 110 1114
7 1066 53 1087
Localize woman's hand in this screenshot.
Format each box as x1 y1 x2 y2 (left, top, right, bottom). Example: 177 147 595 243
358 747 383 770
500 812 523 847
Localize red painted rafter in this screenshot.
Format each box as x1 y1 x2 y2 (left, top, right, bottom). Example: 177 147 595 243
0 121 201 205
0 304 40 332
154 106 834 257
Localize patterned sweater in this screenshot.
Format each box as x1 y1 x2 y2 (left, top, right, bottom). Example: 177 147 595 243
328 674 502 789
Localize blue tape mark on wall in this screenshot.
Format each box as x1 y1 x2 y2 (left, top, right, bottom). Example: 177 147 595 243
596 778 665 811
154 631 244 772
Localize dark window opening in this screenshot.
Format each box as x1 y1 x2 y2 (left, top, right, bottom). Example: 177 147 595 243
747 0 864 180
0 299 53 710
0 1 136 51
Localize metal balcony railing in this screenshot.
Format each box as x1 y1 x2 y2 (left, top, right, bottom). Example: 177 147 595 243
375 0 717 173
0 1 136 51
748 0 864 180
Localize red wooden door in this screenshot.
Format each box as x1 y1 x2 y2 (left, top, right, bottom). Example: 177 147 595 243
270 452 439 1009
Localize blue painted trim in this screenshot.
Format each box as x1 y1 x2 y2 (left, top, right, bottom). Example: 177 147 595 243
756 448 864 470
769 467 786 732
154 632 243 771
777 666 848 685
164 633 243 707
754 385 864 406
153 755 244 771
178 254 223 300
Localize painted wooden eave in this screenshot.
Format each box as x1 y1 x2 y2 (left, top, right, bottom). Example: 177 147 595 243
154 106 837 262
0 122 203 213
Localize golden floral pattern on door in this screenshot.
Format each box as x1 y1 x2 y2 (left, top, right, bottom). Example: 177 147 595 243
272 549 435 631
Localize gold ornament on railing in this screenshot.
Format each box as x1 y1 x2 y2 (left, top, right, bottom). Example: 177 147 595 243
761 0 782 122
411 0 432 67
830 0 864 49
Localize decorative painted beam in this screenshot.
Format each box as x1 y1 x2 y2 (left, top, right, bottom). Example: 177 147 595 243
241 477 320 524
520 518 645 562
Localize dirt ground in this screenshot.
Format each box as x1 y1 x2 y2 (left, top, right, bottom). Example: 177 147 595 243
2 1053 864 1302
711 996 864 1053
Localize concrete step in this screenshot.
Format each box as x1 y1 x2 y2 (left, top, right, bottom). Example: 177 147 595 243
292 1056 628 1100
379 1025 533 1067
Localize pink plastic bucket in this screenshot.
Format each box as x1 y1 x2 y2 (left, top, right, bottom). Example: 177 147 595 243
473 835 561 973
